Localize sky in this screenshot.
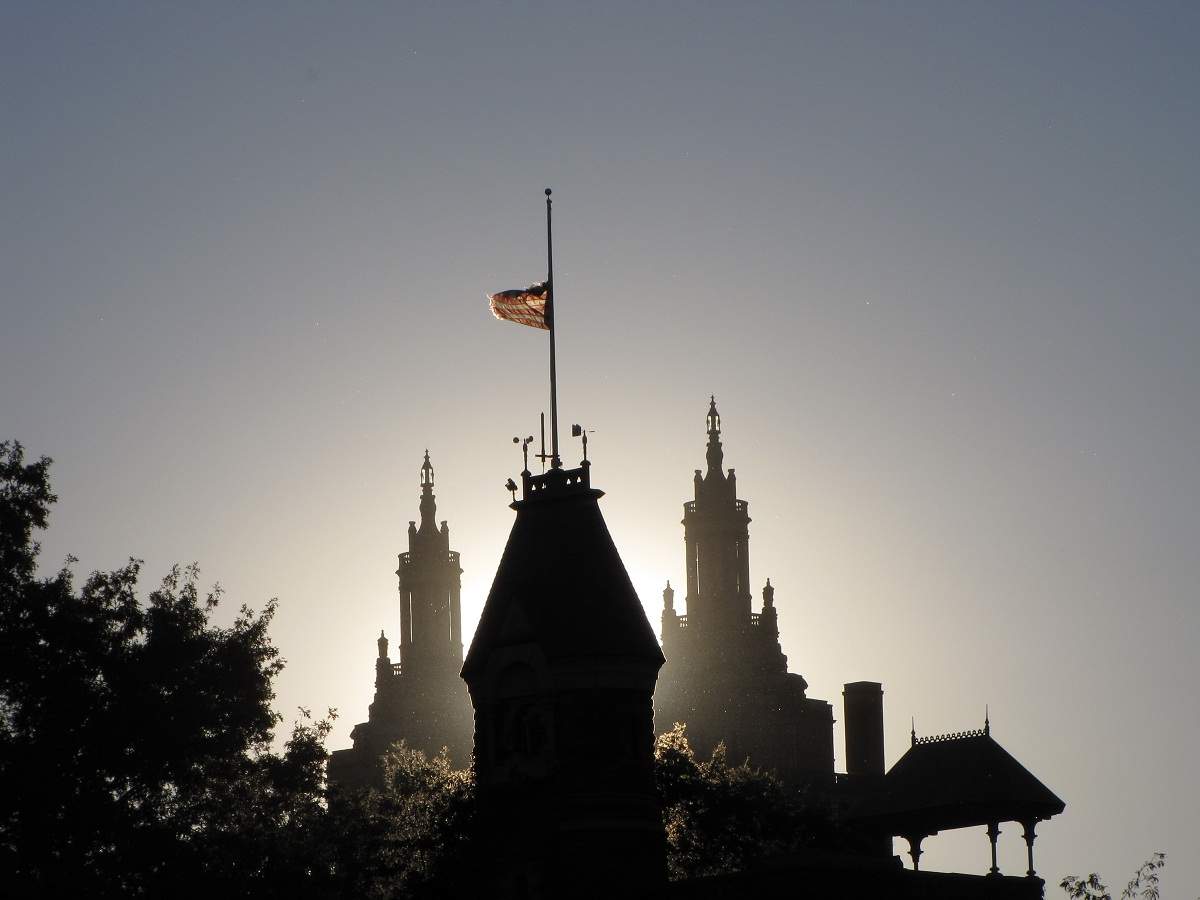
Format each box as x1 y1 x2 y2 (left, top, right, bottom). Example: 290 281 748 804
3 1 1198 891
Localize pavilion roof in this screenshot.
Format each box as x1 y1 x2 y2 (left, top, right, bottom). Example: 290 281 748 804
849 729 1065 835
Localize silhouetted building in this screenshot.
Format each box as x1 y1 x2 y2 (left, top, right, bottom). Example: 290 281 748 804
848 720 1065 878
327 398 1064 896
462 460 667 899
655 397 835 780
655 399 1065 891
328 452 473 789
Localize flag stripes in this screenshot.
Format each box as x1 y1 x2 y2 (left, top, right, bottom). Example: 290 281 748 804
488 282 550 331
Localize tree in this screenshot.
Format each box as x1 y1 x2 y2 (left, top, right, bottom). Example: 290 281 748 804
1061 852 1167 900
0 441 334 897
654 722 838 880
322 743 478 899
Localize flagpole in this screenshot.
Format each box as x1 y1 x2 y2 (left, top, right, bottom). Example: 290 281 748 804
546 187 561 469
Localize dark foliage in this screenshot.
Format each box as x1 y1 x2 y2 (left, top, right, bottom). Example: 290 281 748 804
323 744 478 899
654 722 839 880
0 442 334 897
1060 852 1168 900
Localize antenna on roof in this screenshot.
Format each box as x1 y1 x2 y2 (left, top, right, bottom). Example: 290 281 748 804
534 413 551 473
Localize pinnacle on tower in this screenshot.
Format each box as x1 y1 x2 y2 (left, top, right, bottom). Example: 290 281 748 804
418 450 437 531
705 396 725 477
421 448 434 487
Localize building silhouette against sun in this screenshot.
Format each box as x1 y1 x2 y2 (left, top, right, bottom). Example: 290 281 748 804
327 452 472 789
655 398 1064 889
655 397 836 780
328 402 1063 895
462 457 666 898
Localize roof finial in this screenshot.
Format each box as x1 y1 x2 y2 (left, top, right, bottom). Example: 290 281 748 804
911 717 917 746
421 449 434 488
704 396 724 476
984 704 990 735
418 450 437 528
513 434 534 475
571 423 591 465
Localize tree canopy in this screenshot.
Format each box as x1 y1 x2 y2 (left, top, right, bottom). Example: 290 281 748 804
0 441 333 896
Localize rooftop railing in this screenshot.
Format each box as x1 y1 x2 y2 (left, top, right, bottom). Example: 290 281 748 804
912 728 988 746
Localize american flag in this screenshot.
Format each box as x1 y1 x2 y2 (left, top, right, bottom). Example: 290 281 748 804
488 282 550 331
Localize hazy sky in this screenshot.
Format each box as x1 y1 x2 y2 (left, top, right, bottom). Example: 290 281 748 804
4 2 1198 890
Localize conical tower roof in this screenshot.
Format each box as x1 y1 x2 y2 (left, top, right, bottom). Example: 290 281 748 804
462 465 664 679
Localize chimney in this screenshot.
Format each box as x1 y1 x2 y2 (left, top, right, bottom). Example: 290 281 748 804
843 681 884 776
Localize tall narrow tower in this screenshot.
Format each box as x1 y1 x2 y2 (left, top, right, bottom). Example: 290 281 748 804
397 451 463 676
680 397 786 651
656 398 834 781
463 459 667 898
328 452 474 789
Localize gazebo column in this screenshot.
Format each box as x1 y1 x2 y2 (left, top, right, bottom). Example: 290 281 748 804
986 822 1001 876
1021 820 1038 877
904 834 926 871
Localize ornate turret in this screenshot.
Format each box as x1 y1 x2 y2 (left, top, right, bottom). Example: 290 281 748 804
761 578 779 639
328 452 473 790
683 397 756 631
398 451 463 675
463 459 666 897
655 398 833 781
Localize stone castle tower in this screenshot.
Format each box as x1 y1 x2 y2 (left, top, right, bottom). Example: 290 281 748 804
327 452 474 789
655 398 835 780
462 459 666 898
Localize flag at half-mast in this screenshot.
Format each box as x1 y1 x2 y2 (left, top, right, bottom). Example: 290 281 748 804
488 282 551 331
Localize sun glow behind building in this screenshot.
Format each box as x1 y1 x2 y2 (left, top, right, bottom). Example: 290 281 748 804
4 1 1199 891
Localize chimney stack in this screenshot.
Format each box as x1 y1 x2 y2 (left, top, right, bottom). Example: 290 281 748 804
843 681 885 776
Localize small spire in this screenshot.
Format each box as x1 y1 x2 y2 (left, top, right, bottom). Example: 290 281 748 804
421 449 434 488
704 396 724 476
911 717 917 746
418 451 437 530
984 705 990 735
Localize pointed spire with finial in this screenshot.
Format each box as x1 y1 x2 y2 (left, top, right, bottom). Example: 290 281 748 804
421 449 434 488
911 717 917 746
418 450 437 531
984 704 990 736
705 395 725 477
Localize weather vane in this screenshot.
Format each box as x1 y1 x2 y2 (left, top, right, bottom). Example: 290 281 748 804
571 423 593 464
512 434 535 474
